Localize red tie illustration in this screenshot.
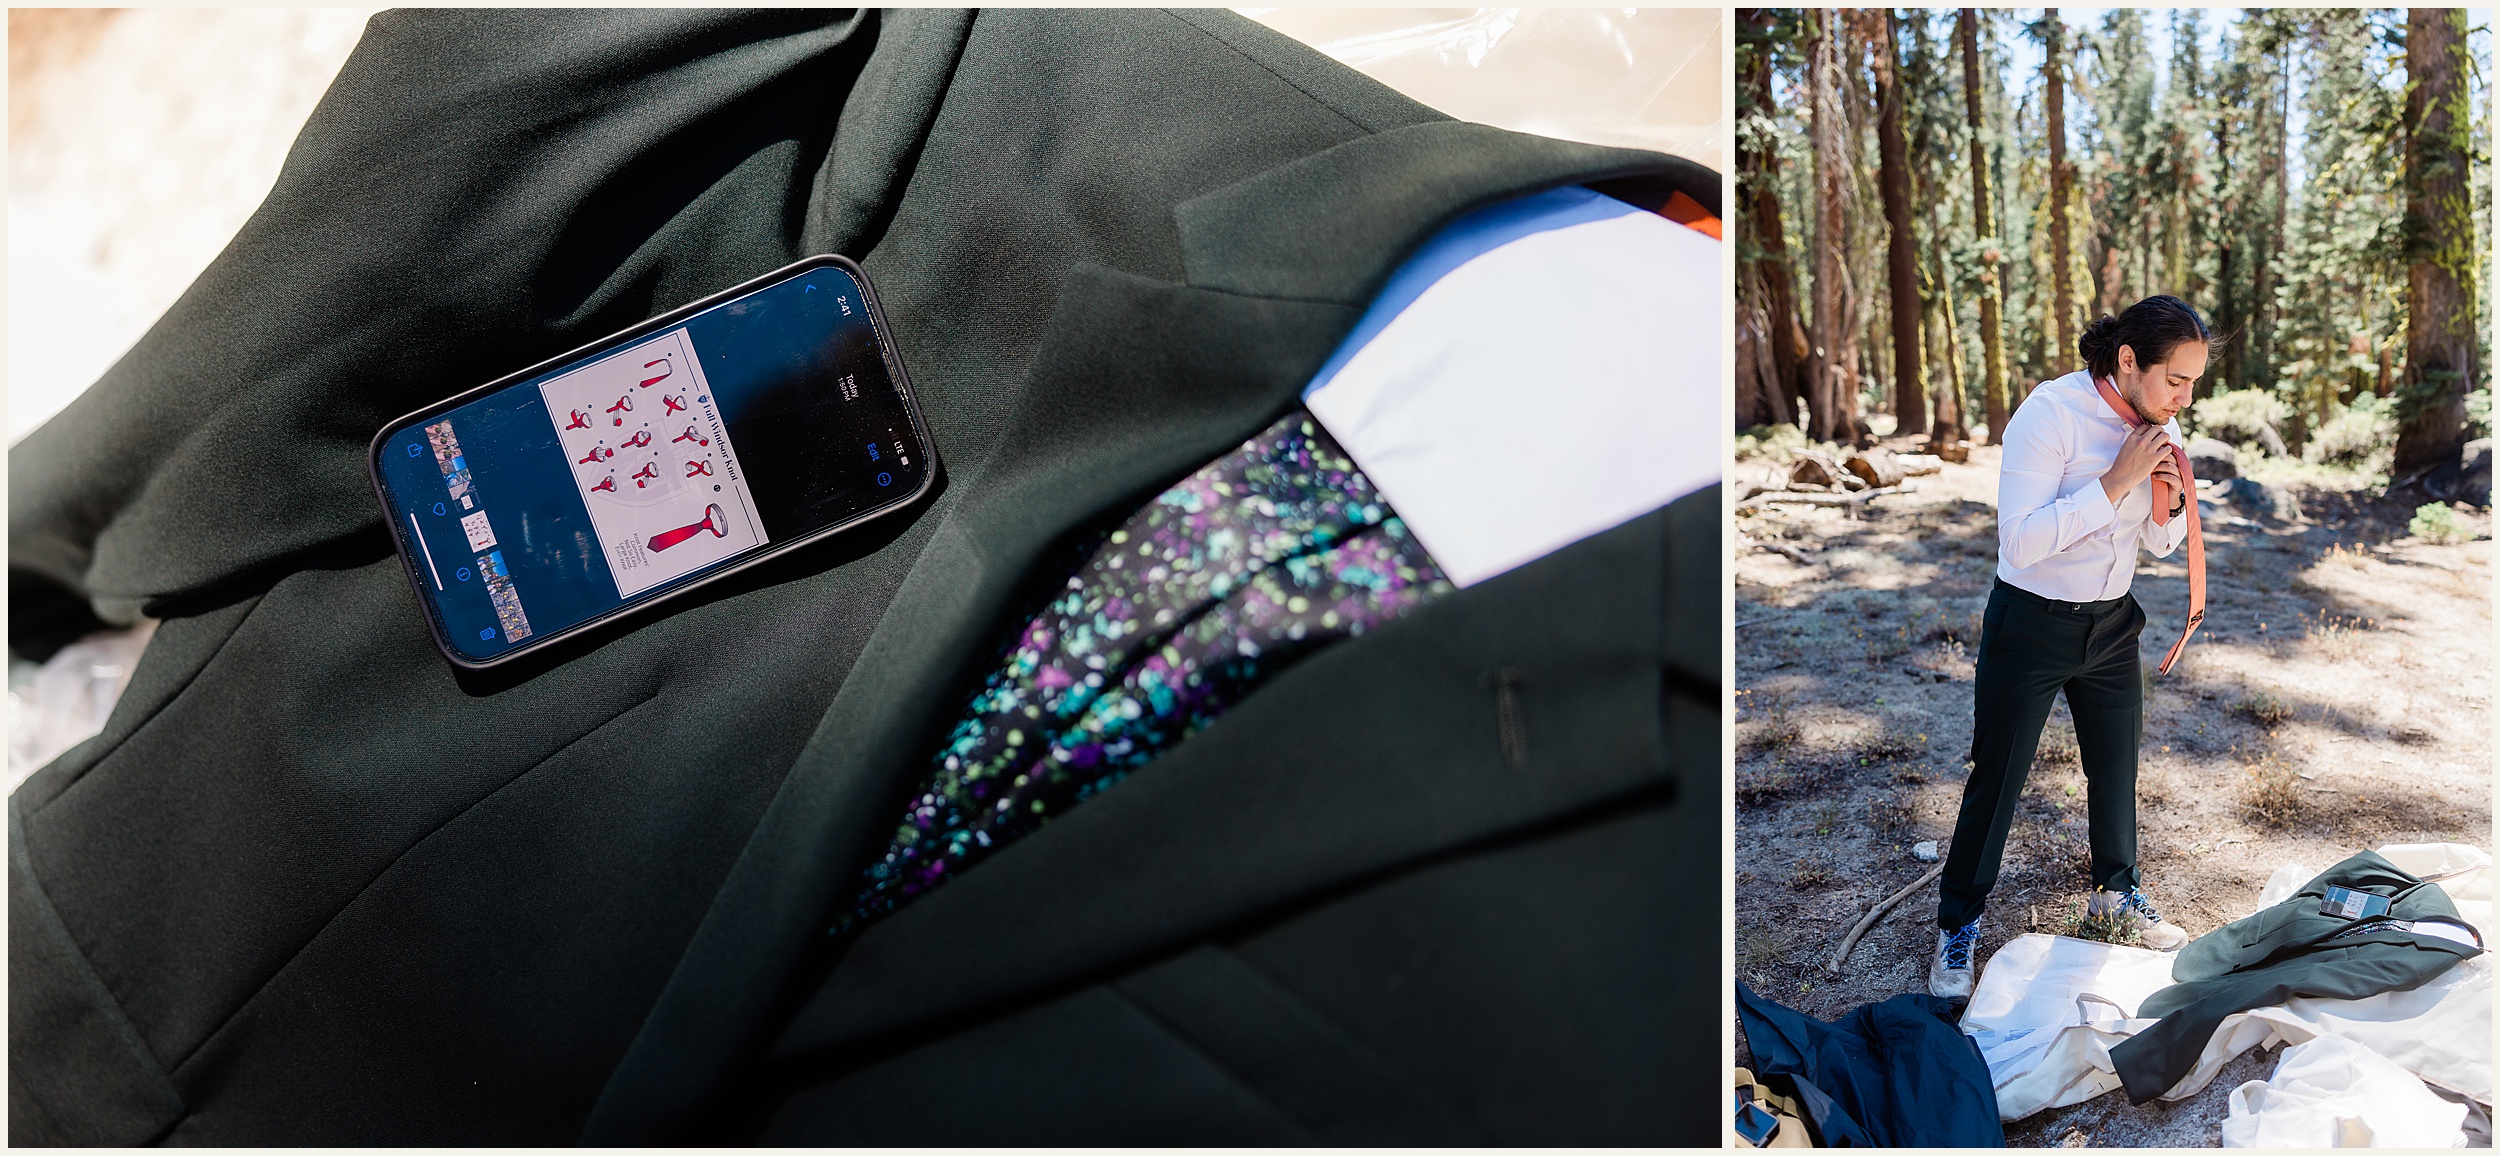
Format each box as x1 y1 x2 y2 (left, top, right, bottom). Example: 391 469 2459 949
649 504 727 552
590 476 617 493
631 463 659 488
685 460 713 477
673 426 708 446
564 408 591 430
622 430 653 448
607 395 633 425
2094 376 2205 675
663 394 688 416
640 357 672 388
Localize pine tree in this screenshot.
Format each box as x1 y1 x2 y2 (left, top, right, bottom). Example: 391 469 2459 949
2394 6 2480 478
1807 9 1866 444
1736 9 1803 429
2044 10 2076 371
2080 9 2156 316
1962 8 2009 442
1907 10 1967 447
1877 10 1924 433
2279 12 2404 430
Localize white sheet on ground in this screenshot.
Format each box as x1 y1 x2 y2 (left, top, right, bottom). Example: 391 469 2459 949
1962 933 2176 1120
2219 1034 2469 1148
1964 843 2493 1121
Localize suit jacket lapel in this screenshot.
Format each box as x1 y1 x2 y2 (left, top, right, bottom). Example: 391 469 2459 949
584 266 1355 1139
586 120 1710 1143
766 492 1715 1070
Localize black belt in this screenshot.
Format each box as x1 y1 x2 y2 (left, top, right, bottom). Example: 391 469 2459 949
1996 579 2127 615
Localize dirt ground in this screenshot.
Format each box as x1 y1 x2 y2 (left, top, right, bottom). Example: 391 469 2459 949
1732 436 2494 1148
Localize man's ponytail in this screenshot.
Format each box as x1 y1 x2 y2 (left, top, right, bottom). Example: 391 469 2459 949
2078 295 2214 379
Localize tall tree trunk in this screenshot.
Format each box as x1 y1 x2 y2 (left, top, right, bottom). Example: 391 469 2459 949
2394 7 2478 479
2098 246 2126 317
2275 30 2301 450
1876 10 1924 436
2220 70 2260 397
1740 7 1810 429
1834 17 1875 445
1807 11 1853 443
2258 29 2291 398
1960 9 2009 443
2213 236 2235 395
2167 177 2187 297
2139 207 2154 303
2045 10 2075 377
2212 104 2235 396
1735 290 1768 429
1928 215 1968 443
1918 112 1967 446
1737 258 1795 428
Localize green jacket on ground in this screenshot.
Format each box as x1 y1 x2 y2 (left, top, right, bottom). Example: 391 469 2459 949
2112 850 2482 1102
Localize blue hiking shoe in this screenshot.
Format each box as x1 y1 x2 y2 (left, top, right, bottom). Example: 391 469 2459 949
1929 919 1982 998
2091 885 2191 951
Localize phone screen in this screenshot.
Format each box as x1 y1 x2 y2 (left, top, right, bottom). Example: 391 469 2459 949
371 259 931 666
1733 1100 1780 1147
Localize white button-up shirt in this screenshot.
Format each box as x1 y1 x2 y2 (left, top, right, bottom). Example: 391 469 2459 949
1303 185 1716 588
1996 370 2189 601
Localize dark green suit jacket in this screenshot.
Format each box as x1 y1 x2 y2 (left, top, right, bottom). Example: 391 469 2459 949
2110 851 2482 1103
9 10 1718 1144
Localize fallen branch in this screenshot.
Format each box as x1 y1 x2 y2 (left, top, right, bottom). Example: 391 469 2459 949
1741 477 1836 500
1751 539 1816 565
1736 483 1915 511
1825 861 1946 976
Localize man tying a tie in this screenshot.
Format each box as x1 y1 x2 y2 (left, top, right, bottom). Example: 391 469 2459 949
1929 294 2213 999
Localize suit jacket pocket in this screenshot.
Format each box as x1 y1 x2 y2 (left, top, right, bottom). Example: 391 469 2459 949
1112 945 1477 1144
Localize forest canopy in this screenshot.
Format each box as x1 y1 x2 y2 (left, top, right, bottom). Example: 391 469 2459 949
1737 8 2492 488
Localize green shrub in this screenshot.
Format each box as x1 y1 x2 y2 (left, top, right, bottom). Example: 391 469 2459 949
2068 901 2144 946
2410 501 2475 544
1787 857 1838 890
1854 725 1922 765
2190 388 2292 455
2230 691 2293 726
2239 755 2310 829
1736 423 1812 462
2304 397 2397 469
2468 388 2492 440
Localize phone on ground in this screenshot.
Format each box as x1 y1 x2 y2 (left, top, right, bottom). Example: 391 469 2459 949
369 255 936 669
1733 1097 1781 1147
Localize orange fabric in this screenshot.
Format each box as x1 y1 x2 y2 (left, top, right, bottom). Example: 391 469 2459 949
2092 376 2205 675
1659 190 1721 240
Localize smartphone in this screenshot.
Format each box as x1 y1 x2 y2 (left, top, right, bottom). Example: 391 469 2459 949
1733 1098 1781 1147
369 255 936 669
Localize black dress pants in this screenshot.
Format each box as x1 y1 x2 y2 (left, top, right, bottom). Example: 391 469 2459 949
1936 579 2145 929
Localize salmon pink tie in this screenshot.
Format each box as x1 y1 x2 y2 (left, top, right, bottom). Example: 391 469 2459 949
2095 376 2205 674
